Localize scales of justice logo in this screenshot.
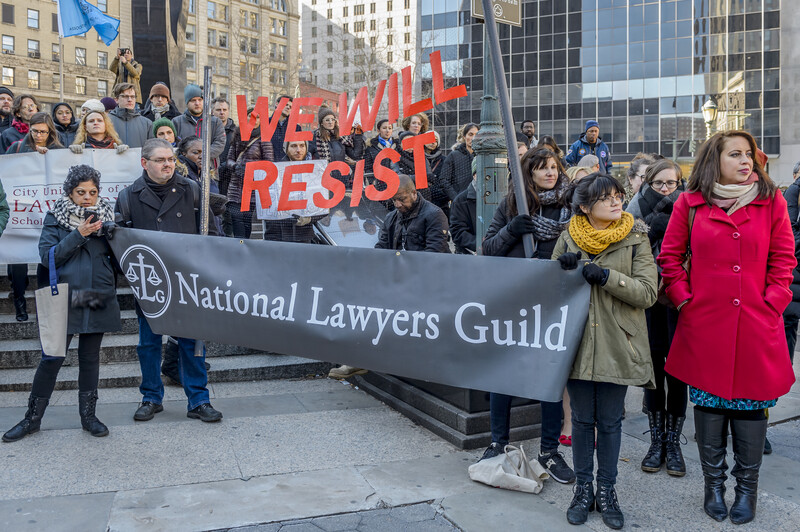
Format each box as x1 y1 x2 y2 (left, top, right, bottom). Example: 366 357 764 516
120 245 172 318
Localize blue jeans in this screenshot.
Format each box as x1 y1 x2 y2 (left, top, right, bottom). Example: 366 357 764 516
489 393 562 453
567 379 628 486
136 316 210 410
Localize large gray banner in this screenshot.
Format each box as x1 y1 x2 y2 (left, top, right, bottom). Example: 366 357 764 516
109 228 591 401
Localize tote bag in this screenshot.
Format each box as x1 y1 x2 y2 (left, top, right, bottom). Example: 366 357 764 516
35 247 69 358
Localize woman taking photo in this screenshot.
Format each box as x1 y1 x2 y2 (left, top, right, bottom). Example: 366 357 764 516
2 165 121 442
441 123 478 204
626 158 689 477
659 131 795 525
69 111 128 153
552 173 657 529
481 148 575 486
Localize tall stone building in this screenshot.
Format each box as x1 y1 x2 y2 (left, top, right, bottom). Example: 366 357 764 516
184 0 301 106
0 0 127 111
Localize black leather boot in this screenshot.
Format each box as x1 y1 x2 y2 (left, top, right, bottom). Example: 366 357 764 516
641 410 666 472
2 394 48 442
595 484 624 530
566 481 594 525
694 408 729 521
13 296 28 322
79 390 109 437
729 417 767 525
665 414 687 476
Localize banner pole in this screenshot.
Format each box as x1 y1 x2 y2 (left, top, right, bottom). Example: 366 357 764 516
194 66 212 358
480 0 535 258
59 36 64 102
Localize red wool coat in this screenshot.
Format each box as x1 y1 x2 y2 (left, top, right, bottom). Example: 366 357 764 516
658 190 796 401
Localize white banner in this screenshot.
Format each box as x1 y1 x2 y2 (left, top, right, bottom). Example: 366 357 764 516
254 160 330 221
0 148 143 264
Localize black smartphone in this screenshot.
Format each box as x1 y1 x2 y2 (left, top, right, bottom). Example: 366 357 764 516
84 210 97 223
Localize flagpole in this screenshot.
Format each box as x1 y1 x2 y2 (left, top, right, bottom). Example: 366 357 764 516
59 35 64 102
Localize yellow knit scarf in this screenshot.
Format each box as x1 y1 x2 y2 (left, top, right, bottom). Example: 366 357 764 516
568 211 634 255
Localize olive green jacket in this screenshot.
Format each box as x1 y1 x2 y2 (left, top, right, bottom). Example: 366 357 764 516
552 220 658 387
0 179 9 237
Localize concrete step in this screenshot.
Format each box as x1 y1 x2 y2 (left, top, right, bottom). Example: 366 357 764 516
0 333 263 369
0 353 333 391
0 309 143 341
0 288 136 314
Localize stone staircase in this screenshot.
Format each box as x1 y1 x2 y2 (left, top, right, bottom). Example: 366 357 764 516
0 265 332 392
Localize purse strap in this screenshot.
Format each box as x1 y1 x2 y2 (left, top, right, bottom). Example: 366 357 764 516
686 206 697 258
235 137 260 164
48 247 59 295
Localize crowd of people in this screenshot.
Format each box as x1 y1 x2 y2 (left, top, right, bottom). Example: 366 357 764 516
0 67 797 530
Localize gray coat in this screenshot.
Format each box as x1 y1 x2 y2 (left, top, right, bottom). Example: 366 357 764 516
108 107 153 148
172 111 226 165
38 213 121 335
624 185 648 219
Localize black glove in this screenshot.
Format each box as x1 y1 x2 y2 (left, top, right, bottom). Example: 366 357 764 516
101 221 117 240
71 290 109 310
582 262 609 286
647 213 670 241
557 251 582 270
507 214 535 238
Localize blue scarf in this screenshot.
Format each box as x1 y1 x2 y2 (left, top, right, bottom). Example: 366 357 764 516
377 136 392 149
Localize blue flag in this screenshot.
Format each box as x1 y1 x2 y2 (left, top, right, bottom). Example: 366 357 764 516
57 0 120 46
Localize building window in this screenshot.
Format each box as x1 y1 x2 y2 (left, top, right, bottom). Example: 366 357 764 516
279 44 286 60
404 0 410 8
355 38 364 49
343 56 349 66
342 6 348 16
2 35 13 54
387 34 393 45
186 24 195 42
279 20 286 36
270 42 277 59
98 0 107 13
327 24 332 36
218 58 228 76
27 70 39 89
355 72 365 82
327 74 333 85
354 21 364 32
343 73 348 83
311 27 317 38
370 20 376 31
249 37 259 54
219 32 228 48
186 51 196 70
370 36 376 47
326 41 333 52
97 51 107 69
250 12 259 28
342 23 349 33
188 0 194 13
208 29 216 46
404 15 410 26
311 11 317 21
387 18 392 29
342 39 348 50
1 4 13 25
52 13 58 32
98 79 108 97
207 2 217 19
326 8 332 18
387 51 392 62
1 66 13 85
370 3 376 14
404 49 410 61
52 43 60 61
311 59 317 69
52 73 59 91
76 76 86 95
326 57 333 68
387 0 392 11
27 9 38 29
355 4 364 15
75 47 86 65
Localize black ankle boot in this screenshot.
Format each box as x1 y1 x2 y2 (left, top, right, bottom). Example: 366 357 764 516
595 484 624 530
79 391 109 437
566 481 594 525
665 414 686 476
729 417 767 525
2 394 48 442
694 408 729 522
641 410 665 472
14 297 28 322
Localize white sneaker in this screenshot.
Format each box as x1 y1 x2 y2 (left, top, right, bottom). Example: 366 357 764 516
328 365 368 379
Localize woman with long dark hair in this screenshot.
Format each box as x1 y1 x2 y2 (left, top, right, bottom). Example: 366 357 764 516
659 131 795 525
308 107 364 188
52 103 79 147
552 173 657 529
5 112 62 154
480 148 575 486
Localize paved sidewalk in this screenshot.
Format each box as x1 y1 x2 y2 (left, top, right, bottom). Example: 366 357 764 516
1 361 799 531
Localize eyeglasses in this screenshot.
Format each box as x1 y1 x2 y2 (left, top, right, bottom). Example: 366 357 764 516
118 94 136 100
146 157 177 165
652 180 679 190
635 173 646 179
597 193 624 206
30 129 49 136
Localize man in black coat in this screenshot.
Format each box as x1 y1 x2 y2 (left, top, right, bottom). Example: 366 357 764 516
450 179 477 254
0 86 13 134
270 95 300 162
113 138 222 423
376 174 450 252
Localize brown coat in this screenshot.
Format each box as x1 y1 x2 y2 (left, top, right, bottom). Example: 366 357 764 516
109 58 143 103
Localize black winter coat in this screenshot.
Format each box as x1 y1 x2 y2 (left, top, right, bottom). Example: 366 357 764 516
226 127 275 207
449 184 476 254
0 124 25 153
364 136 396 175
269 113 302 162
376 195 450 253
0 114 10 134
440 143 474 201
482 197 563 259
115 171 205 235
38 213 121 335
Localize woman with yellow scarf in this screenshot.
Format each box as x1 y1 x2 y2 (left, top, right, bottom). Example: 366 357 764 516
552 173 658 529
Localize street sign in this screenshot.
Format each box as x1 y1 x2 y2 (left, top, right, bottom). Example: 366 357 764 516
471 0 522 27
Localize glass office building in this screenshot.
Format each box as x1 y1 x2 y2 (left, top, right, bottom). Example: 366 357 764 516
420 0 781 162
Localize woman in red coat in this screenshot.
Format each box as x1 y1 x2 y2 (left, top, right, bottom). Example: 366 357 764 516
658 131 796 525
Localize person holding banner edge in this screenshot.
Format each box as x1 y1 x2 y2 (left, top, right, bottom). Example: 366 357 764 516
109 138 222 423
3 165 121 442
551 173 657 529
480 148 575 485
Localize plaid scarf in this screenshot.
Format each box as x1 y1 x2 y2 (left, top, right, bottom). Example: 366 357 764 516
51 196 114 231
